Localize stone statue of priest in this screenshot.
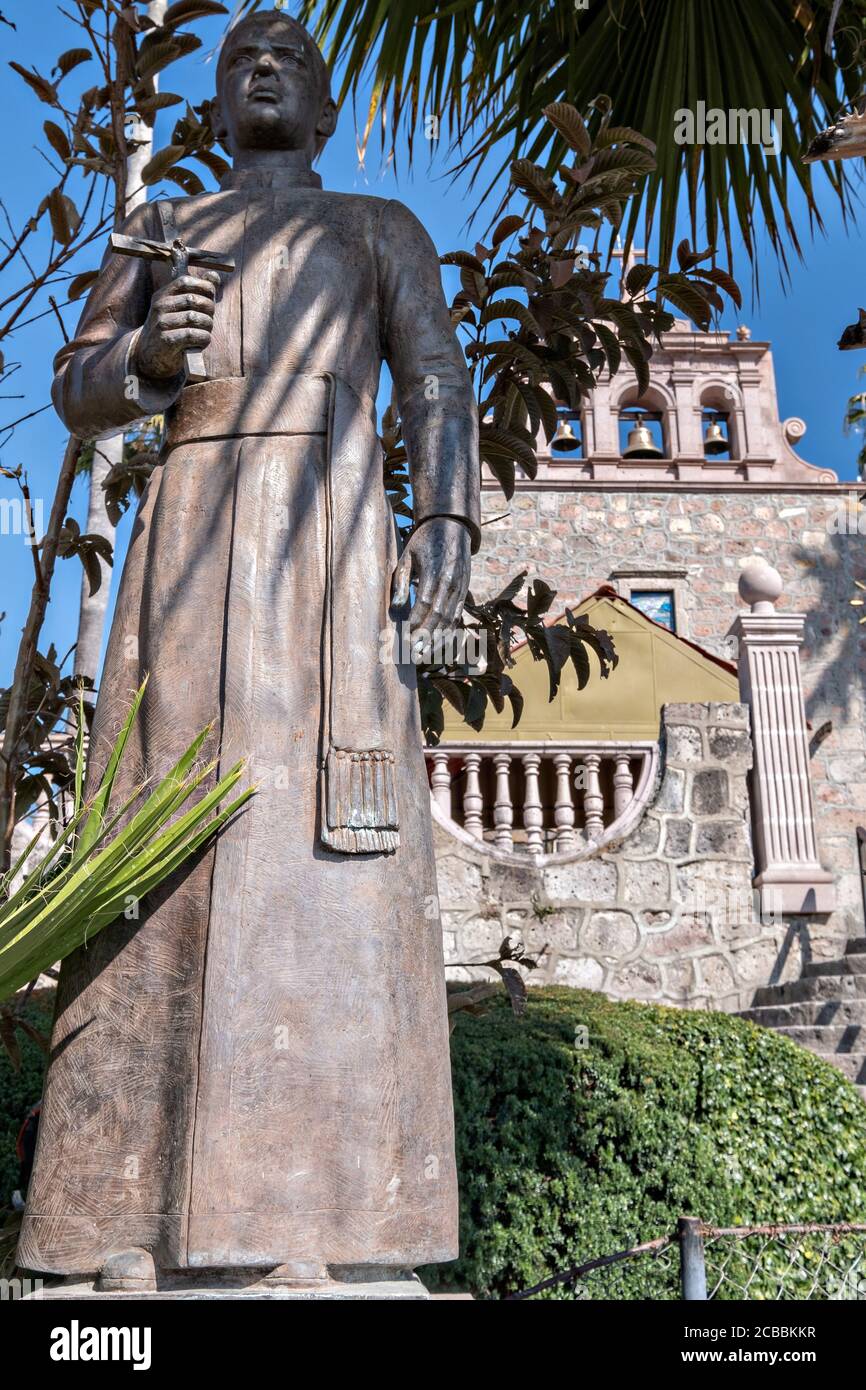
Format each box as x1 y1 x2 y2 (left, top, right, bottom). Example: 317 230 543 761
19 11 479 1297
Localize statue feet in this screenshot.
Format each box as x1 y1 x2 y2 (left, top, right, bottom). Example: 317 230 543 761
96 1247 157 1293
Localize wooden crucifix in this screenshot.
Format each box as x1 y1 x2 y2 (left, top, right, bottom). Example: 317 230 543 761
109 230 235 383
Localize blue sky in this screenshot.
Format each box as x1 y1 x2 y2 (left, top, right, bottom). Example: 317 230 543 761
1 1 865 686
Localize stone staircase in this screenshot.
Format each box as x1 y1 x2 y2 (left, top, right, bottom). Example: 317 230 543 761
739 938 866 1101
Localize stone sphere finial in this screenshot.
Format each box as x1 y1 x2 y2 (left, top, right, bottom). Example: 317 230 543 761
739 560 783 612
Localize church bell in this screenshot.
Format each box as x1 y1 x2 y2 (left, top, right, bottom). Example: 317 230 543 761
703 416 729 455
551 416 581 451
622 414 663 459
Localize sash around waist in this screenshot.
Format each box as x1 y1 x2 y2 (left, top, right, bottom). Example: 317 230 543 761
163 374 374 447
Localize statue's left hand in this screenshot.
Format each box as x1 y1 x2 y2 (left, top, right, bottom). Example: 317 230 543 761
391 517 472 651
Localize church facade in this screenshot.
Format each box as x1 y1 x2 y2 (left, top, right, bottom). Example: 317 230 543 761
429 316 866 1087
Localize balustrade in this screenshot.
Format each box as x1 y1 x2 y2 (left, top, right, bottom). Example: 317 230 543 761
426 741 657 860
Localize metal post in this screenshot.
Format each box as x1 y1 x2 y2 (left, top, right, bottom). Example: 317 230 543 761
678 1216 707 1300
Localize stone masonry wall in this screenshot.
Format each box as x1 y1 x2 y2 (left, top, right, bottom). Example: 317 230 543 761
438 702 808 1013
465 486 866 958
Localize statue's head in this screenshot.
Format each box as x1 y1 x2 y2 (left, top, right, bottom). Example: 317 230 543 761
212 13 337 160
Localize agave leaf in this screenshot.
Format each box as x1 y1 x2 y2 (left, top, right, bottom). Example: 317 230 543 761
0 806 87 920
0 822 48 900
0 767 252 1000
0 676 254 1003
77 676 148 856
73 686 85 818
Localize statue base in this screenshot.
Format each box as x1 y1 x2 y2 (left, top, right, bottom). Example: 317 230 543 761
23 1268 431 1301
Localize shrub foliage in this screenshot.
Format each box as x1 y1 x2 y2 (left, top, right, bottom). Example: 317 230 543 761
428 989 866 1299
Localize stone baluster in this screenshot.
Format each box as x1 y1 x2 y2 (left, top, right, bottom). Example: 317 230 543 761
581 752 604 840
430 751 452 815
553 752 575 851
462 752 484 839
733 562 834 914
521 752 544 856
613 753 634 819
492 752 513 850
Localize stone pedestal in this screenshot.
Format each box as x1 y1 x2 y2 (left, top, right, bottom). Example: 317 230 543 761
23 1268 431 1301
733 562 835 915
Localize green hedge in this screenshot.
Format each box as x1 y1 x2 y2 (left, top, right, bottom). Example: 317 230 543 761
0 999 53 1204
424 988 866 1299
4 988 866 1299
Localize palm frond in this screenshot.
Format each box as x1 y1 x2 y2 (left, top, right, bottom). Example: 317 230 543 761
301 0 866 279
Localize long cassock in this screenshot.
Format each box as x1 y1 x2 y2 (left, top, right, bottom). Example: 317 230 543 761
18 165 480 1275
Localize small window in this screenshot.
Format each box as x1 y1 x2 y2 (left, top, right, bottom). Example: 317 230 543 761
631 589 676 631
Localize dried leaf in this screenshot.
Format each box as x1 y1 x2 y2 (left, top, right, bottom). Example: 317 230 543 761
68 269 98 300
140 142 185 184
54 48 92 79
8 61 57 105
47 188 81 246
492 214 525 246
43 119 70 162
542 101 591 157
163 0 228 24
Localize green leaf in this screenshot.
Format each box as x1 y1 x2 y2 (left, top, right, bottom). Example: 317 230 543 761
532 385 558 442
0 689 254 1002
77 678 148 856
480 422 538 474
481 450 515 500
430 677 467 715
73 688 85 819
621 338 651 398
592 321 622 376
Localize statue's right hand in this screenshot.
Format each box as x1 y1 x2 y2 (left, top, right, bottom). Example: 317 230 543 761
135 270 220 381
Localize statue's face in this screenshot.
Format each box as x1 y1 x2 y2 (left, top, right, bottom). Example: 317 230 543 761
215 20 333 155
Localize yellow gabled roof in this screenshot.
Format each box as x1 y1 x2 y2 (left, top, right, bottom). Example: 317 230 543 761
441 586 739 742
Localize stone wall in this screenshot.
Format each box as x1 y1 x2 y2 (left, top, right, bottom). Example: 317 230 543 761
466 485 866 956
438 702 809 1012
